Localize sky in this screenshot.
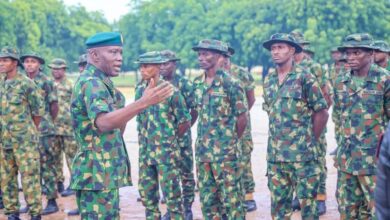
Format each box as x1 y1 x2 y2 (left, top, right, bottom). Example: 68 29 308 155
63 0 131 22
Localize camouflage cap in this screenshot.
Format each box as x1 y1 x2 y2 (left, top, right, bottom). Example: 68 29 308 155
160 50 181 62
303 45 315 55
290 30 310 45
373 40 390 53
0 46 20 61
74 54 87 64
48 58 67 69
227 44 235 56
20 52 45 64
263 33 302 53
135 51 169 64
192 39 229 55
338 33 375 52
330 47 340 53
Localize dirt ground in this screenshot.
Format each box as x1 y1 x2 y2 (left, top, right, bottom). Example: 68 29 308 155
0 97 341 220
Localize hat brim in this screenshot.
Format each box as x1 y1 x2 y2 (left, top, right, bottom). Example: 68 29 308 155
48 64 67 69
337 45 375 52
134 60 168 64
20 55 45 64
263 40 302 53
192 46 227 55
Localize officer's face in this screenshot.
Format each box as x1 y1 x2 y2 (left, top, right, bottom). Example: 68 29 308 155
51 67 66 80
95 46 123 77
374 50 388 64
160 61 176 78
140 64 161 80
270 43 295 65
0 57 18 74
197 49 221 70
331 51 342 62
345 48 373 71
23 57 41 74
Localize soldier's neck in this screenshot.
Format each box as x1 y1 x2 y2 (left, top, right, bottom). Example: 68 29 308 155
27 70 39 79
353 62 372 77
6 68 17 80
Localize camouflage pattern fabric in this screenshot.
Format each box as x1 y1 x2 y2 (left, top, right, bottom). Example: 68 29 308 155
163 72 196 205
76 189 119 220
267 161 321 219
138 163 183 219
54 136 77 181
197 161 245 219
333 64 390 175
40 135 59 199
0 72 43 216
336 171 376 220
70 64 132 191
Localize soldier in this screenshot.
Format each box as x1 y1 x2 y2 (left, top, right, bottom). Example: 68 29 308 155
48 59 79 200
373 40 390 71
222 46 257 212
0 46 44 220
70 32 174 219
262 33 329 219
160 50 197 220
192 39 248 219
135 51 191 220
20 51 60 215
334 33 390 219
74 54 87 73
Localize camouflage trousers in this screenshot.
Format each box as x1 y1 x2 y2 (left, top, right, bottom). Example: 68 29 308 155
138 162 183 220
197 160 245 220
241 137 255 197
40 135 59 199
267 160 321 220
178 134 195 206
0 142 42 216
317 134 327 199
54 135 78 183
76 189 119 220
336 171 376 220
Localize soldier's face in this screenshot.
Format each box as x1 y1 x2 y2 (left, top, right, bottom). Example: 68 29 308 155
331 51 342 62
0 57 18 74
197 49 221 70
51 68 66 80
374 50 388 63
270 43 295 64
23 57 41 74
160 61 176 77
140 64 161 80
95 46 123 77
345 48 373 71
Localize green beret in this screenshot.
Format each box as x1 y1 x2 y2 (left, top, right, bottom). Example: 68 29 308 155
20 52 45 64
0 46 23 67
85 32 123 49
135 51 169 64
192 39 229 55
74 54 87 64
290 30 310 45
160 50 181 62
373 40 390 53
263 33 302 53
338 33 375 52
48 58 67 69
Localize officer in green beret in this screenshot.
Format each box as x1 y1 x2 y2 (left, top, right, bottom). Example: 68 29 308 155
262 33 329 219
160 49 197 220
135 51 191 220
21 51 60 215
333 33 390 220
373 40 390 71
70 32 174 219
74 54 87 73
0 46 44 220
192 39 248 219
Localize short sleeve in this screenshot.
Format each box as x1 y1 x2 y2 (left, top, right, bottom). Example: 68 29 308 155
230 82 248 116
26 80 44 116
82 79 111 121
46 80 58 103
172 91 191 125
303 72 328 112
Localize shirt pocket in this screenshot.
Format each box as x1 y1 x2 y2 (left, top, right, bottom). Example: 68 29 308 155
209 93 231 117
280 85 304 121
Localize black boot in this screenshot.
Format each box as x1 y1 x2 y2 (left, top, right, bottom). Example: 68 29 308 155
161 212 170 220
57 182 65 194
7 213 21 220
292 197 301 211
61 187 75 197
31 215 41 220
184 204 193 220
19 206 29 213
244 200 257 212
67 209 80 216
318 200 327 216
42 199 59 215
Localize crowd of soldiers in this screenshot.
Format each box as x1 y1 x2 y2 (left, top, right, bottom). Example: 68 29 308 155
0 30 389 220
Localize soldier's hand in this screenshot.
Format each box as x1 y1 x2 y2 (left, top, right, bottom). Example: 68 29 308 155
141 78 174 106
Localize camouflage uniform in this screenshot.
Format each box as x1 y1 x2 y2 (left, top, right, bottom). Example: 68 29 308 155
334 33 390 220
70 64 132 219
228 64 256 198
193 69 247 220
373 40 390 71
0 59 44 217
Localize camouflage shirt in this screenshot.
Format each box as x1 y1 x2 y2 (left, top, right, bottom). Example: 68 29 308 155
0 72 44 149
193 70 248 163
333 64 390 175
135 78 191 165
54 77 74 136
262 65 328 162
30 72 57 136
70 64 131 190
